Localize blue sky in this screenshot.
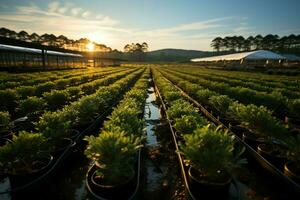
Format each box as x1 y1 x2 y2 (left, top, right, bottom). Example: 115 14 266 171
0 0 299 51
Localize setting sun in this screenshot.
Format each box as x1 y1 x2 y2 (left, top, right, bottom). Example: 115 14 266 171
86 42 94 51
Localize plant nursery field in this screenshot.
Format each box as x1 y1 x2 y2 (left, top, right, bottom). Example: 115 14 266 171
0 65 299 200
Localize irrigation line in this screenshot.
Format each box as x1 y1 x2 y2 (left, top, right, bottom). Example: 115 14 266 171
153 82 197 200
0 69 144 195
159 71 300 196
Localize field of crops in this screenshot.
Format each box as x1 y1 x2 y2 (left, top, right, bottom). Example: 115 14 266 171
0 65 299 199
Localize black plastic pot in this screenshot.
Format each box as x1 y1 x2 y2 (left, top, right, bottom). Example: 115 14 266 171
242 132 265 149
69 129 81 140
218 117 230 127
9 154 53 189
87 164 136 200
0 132 12 146
257 143 288 171
51 138 75 158
74 117 94 132
285 116 300 126
284 161 300 184
188 166 232 199
229 124 247 138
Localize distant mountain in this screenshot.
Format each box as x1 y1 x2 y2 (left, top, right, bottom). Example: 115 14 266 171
145 48 215 62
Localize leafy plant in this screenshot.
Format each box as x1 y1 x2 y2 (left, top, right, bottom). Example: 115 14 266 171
36 111 71 144
174 115 208 135
55 79 69 89
229 102 290 144
43 90 69 110
123 89 147 108
72 95 98 126
288 98 300 117
0 89 19 112
167 99 198 120
103 99 144 136
15 86 35 99
180 125 243 180
196 89 216 105
285 133 300 161
84 130 142 185
164 91 182 103
19 96 45 115
0 111 10 135
209 95 233 115
0 131 50 174
35 82 55 96
81 83 95 94
66 86 83 100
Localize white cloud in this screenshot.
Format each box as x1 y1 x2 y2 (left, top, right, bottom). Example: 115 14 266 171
48 1 60 13
71 7 82 16
96 14 104 19
81 11 90 18
0 2 253 51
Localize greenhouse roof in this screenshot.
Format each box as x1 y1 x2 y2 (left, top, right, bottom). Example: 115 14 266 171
191 50 286 62
0 44 83 57
282 54 300 61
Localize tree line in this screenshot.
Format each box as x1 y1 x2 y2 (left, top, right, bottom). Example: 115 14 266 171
0 27 112 52
210 34 300 55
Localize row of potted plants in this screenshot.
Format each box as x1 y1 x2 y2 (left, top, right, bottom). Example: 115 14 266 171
166 65 299 91
0 66 118 90
0 68 137 119
0 111 12 145
168 67 300 99
160 68 300 121
21 68 137 117
156 67 300 185
162 68 294 117
0 68 145 190
84 68 150 199
152 68 244 198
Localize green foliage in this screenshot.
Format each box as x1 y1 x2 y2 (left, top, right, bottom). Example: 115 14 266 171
43 90 69 110
229 102 290 144
35 82 55 96
19 96 45 115
196 89 216 105
81 83 95 94
15 86 35 99
167 99 198 120
84 130 142 185
103 99 144 136
164 91 182 103
174 114 208 135
289 99 300 117
209 95 233 115
55 79 69 89
123 89 147 108
0 111 10 134
180 125 240 179
0 111 10 126
0 89 19 111
36 111 71 143
66 86 83 100
72 95 98 126
0 131 49 174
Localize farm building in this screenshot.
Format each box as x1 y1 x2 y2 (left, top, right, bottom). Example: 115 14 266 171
0 44 85 69
0 37 123 70
282 54 300 62
191 50 286 66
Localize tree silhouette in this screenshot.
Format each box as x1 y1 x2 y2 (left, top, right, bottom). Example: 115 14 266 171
0 27 112 52
210 34 300 55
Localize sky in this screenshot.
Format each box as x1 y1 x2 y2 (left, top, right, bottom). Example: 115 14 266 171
0 0 300 51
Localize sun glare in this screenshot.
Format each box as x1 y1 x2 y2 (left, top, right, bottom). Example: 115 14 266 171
87 42 95 51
